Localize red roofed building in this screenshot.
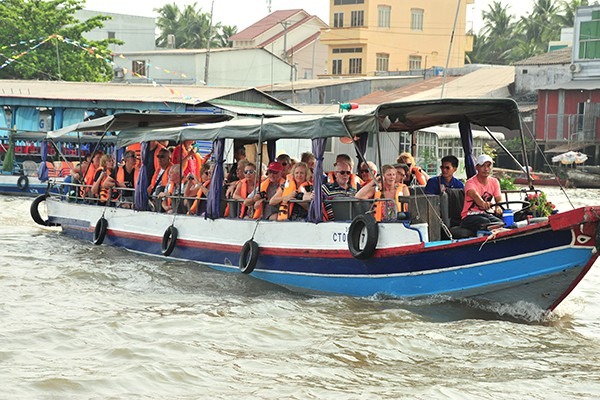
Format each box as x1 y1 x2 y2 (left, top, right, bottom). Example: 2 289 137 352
229 9 329 80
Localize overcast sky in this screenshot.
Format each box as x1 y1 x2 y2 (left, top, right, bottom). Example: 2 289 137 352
84 0 534 35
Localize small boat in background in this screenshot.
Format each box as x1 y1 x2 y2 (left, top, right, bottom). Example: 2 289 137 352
567 165 600 189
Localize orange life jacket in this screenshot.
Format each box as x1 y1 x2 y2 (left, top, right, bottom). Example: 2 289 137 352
95 167 114 203
252 178 284 219
149 164 172 194
277 178 310 221
411 166 427 185
373 184 406 222
116 165 140 188
188 179 211 215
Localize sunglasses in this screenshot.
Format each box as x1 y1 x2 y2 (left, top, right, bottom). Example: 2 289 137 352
336 171 351 175
406 163 412 167
244 170 256 174
157 155 168 159
359 169 370 174
440 166 452 170
280 162 288 166
267 170 279 175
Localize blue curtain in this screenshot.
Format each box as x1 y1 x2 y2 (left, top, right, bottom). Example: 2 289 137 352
206 139 224 219
267 140 276 163
15 107 39 131
62 109 86 128
0 107 8 138
459 120 476 179
37 141 49 182
355 133 368 168
134 142 150 211
307 137 326 223
53 108 64 130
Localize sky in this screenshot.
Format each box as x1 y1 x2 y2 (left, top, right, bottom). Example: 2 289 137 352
84 0 535 35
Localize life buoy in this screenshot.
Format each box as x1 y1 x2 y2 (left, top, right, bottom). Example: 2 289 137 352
239 239 259 274
161 225 178 256
31 194 50 226
348 214 379 259
17 175 29 191
93 217 108 245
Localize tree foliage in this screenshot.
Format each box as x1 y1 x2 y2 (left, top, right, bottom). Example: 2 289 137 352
0 0 118 81
155 2 237 49
468 0 587 65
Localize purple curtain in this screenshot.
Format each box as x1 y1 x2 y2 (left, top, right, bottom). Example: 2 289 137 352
134 142 149 211
459 120 476 179
307 137 326 223
355 133 368 169
206 139 224 219
267 140 276 163
37 140 49 182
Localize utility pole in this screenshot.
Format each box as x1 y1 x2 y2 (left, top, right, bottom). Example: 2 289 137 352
204 0 215 86
279 21 291 62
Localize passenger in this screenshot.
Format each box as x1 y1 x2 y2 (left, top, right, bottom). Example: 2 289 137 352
171 140 208 180
322 161 357 221
394 163 409 185
188 163 213 216
460 154 503 232
226 145 247 183
358 161 378 185
270 162 314 221
424 155 464 195
225 159 249 199
396 152 429 185
91 154 118 206
82 150 103 198
157 164 186 214
356 164 409 221
327 153 362 189
252 161 284 220
148 148 172 196
233 162 260 218
146 140 166 182
116 150 140 208
301 151 316 174
276 154 293 176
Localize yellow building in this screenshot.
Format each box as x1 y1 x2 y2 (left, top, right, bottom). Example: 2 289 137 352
320 0 474 76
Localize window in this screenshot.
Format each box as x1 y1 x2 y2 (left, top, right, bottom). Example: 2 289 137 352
579 12 600 59
334 0 364 4
378 6 391 28
333 47 362 54
108 31 115 40
409 55 422 70
349 58 362 74
334 12 344 28
332 59 342 75
132 60 146 77
351 10 364 27
376 53 389 72
411 9 424 31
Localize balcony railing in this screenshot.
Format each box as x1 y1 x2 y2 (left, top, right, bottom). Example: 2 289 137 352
544 113 597 143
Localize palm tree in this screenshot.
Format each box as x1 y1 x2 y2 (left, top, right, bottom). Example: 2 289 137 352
216 25 238 48
558 0 588 27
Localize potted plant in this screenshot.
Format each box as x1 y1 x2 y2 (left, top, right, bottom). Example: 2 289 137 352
526 192 555 217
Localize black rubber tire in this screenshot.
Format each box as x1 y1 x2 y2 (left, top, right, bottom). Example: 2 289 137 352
93 217 108 245
30 194 49 226
17 175 29 191
161 226 178 256
239 239 259 274
348 214 379 259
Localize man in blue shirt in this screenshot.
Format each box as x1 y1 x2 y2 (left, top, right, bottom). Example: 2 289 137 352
424 155 464 195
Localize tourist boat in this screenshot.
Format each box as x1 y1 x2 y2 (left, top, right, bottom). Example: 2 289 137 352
31 99 600 315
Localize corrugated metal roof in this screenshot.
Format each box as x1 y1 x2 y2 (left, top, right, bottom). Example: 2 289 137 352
397 66 515 101
0 79 251 105
419 125 505 140
229 9 304 41
513 47 572 66
539 78 600 90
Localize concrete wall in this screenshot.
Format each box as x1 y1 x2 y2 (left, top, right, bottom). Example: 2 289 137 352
515 65 572 94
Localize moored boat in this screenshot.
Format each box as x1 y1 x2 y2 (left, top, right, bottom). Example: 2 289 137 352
32 99 600 316
566 166 600 189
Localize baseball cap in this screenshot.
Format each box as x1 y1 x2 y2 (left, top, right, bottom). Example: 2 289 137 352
267 161 283 172
476 154 493 166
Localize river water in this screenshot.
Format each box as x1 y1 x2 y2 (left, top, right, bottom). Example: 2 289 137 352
1 187 599 399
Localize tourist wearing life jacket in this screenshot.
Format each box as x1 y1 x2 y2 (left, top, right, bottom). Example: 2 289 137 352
321 161 358 221
188 163 213 215
157 164 185 214
356 164 409 222
357 161 378 185
270 162 314 221
326 153 363 189
171 140 209 180
81 151 103 199
232 162 260 219
91 154 118 206
252 161 284 220
225 160 250 199
116 150 140 208
396 152 430 186
148 148 172 196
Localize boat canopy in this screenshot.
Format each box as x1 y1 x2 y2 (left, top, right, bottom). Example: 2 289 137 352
115 98 521 146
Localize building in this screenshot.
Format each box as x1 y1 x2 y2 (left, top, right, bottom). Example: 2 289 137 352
112 48 293 87
75 10 156 52
319 0 474 77
228 9 329 80
513 47 572 95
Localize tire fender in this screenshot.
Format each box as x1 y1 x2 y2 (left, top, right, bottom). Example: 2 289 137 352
161 226 178 256
239 239 259 274
17 175 29 191
348 214 379 259
93 217 108 245
30 194 50 226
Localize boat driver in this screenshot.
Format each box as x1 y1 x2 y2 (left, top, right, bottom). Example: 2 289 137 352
460 154 504 233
